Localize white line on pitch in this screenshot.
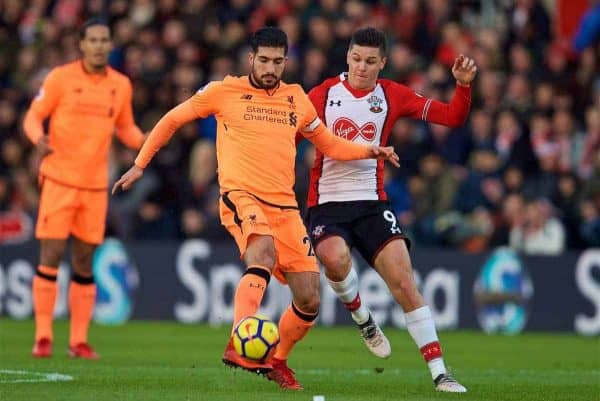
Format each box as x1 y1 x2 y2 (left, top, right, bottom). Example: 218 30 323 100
0 370 74 384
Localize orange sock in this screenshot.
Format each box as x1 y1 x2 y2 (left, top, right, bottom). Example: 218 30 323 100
69 275 96 346
232 265 271 333
274 303 317 360
33 265 58 341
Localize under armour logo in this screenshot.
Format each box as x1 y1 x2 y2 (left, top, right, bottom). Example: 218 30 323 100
240 94 253 100
329 100 341 106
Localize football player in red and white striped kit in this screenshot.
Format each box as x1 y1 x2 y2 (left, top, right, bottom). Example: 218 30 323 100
303 27 477 393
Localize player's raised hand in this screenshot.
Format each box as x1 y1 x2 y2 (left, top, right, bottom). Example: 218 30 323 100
370 146 400 167
112 164 143 194
452 55 477 86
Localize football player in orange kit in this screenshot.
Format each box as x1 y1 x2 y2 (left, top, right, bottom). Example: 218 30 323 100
113 27 399 390
23 19 145 359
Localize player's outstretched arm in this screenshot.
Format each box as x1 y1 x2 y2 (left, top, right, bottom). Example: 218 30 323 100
112 164 143 194
304 123 399 167
370 145 400 167
394 54 477 127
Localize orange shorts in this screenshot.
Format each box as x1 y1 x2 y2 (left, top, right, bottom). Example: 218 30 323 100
219 191 319 284
36 177 107 244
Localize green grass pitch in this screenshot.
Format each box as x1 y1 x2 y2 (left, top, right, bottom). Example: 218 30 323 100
1 319 598 401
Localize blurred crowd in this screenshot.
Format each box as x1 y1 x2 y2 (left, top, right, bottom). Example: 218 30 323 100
1 0 599 254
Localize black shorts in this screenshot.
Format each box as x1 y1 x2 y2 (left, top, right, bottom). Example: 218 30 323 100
306 200 410 265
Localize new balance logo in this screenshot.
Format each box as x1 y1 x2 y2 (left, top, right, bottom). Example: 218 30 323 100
248 214 257 226
240 94 253 100
288 112 297 127
329 100 342 106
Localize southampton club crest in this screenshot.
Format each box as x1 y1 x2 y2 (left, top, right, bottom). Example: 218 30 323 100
367 95 383 113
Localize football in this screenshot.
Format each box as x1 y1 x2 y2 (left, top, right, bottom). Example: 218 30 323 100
232 315 280 361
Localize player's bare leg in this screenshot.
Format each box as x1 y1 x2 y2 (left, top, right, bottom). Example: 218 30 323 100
267 271 319 390
223 234 275 374
32 239 67 357
316 236 391 358
374 239 466 393
68 237 99 359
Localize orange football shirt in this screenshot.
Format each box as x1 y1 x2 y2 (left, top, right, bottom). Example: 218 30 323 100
23 60 144 189
135 75 372 207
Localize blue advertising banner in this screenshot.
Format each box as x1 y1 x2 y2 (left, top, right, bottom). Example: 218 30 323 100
1 240 599 335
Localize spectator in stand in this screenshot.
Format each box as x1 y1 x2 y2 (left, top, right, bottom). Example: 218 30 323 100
553 109 585 174
532 81 555 116
505 0 551 59
489 192 526 247
579 107 600 179
502 73 533 120
467 109 496 153
553 173 585 248
503 165 526 195
179 140 227 240
494 109 537 173
454 149 503 214
410 153 458 245
509 198 566 255
580 200 600 246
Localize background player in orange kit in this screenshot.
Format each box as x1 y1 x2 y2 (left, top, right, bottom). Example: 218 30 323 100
303 27 477 392
23 18 145 359
112 27 399 390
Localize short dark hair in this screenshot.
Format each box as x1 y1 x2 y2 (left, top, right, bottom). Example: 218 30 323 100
349 27 387 56
249 27 288 55
79 18 111 39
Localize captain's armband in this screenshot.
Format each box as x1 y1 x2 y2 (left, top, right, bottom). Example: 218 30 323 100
301 117 322 134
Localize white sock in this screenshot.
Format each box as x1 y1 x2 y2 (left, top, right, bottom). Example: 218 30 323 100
327 268 370 325
405 305 447 380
